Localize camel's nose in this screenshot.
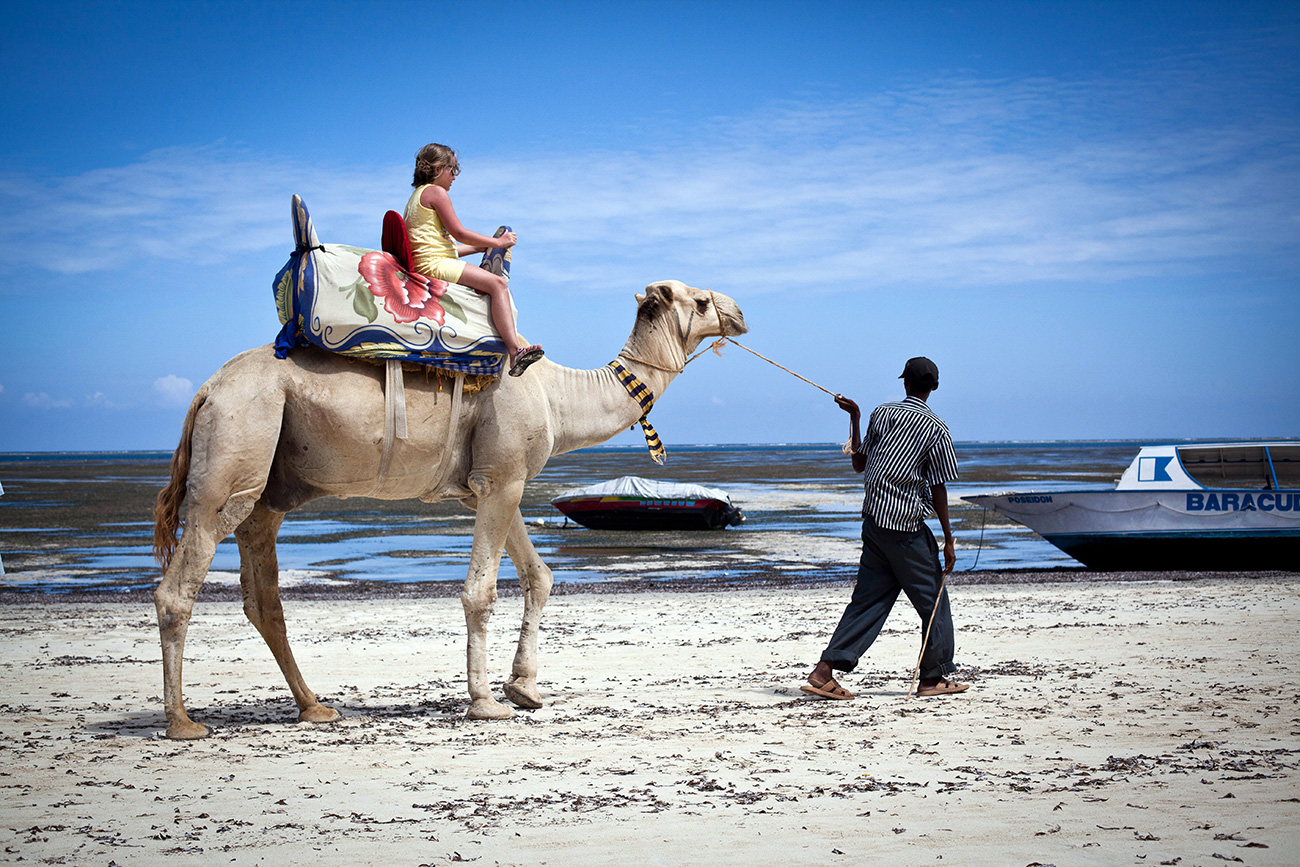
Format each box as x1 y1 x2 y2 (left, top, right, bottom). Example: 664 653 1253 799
726 306 749 336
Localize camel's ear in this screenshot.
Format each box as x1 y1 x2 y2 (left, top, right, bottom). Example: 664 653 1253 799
637 283 669 321
644 281 674 302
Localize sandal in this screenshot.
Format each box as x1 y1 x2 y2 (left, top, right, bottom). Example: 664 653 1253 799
800 677 855 701
508 345 544 377
916 678 969 697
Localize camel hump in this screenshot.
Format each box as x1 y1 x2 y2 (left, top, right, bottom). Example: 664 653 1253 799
290 194 320 251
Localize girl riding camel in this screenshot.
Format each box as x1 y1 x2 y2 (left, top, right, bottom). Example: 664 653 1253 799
405 143 543 376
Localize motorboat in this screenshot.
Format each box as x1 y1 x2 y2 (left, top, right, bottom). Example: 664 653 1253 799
963 442 1298 570
551 476 745 531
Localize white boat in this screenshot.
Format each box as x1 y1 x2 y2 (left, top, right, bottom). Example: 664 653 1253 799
963 442 1299 571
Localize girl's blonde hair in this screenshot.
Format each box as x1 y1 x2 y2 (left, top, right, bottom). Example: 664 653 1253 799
413 143 456 187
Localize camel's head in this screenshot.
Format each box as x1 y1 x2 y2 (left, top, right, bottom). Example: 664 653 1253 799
634 281 747 354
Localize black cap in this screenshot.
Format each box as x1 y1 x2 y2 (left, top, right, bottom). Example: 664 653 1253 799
899 356 939 390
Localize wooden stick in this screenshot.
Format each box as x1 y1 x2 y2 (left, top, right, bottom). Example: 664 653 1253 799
907 574 950 700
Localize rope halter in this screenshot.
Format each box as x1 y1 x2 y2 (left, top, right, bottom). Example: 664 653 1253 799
610 288 732 463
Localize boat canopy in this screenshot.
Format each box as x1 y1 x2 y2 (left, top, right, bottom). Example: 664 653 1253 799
552 476 735 505
1116 442 1300 491
1178 443 1299 490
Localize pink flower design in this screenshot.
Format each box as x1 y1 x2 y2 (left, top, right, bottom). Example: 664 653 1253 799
358 252 448 324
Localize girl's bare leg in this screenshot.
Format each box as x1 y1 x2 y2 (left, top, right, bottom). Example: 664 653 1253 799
454 263 539 361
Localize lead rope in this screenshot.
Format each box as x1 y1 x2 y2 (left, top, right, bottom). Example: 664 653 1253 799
697 336 837 397
696 336 854 453
964 505 987 572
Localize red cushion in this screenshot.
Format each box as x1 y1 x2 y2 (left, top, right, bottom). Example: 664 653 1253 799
381 210 414 273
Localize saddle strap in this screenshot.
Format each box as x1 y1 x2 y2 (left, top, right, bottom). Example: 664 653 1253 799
430 372 466 492
376 359 409 485
387 358 409 441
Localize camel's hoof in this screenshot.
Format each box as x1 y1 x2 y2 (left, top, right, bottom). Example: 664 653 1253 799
299 704 341 724
466 698 513 720
504 680 543 709
165 719 212 740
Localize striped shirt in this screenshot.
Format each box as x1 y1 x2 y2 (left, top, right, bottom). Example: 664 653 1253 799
856 396 959 532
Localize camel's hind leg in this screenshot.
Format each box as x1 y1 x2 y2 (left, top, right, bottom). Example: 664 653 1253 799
502 509 553 710
155 493 259 739
235 500 340 725
154 358 289 739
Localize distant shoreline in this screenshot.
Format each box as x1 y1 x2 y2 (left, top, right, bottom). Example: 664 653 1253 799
4 437 1295 461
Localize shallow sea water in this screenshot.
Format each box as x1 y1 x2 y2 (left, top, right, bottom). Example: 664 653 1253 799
0 442 1145 592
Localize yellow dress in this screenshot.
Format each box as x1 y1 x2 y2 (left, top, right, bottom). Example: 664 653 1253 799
403 184 466 282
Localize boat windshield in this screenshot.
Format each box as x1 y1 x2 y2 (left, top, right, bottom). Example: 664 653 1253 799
1178 444 1300 489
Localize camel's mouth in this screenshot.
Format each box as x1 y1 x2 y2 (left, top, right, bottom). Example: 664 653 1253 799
718 301 748 337
723 308 749 337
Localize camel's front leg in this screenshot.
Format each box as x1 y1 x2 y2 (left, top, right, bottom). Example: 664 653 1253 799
462 475 522 720
502 509 553 710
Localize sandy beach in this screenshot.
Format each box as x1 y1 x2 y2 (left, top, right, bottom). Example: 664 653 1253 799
1 576 1297 866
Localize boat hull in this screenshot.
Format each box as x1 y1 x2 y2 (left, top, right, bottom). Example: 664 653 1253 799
553 497 743 531
1044 530 1295 571
965 490 1299 571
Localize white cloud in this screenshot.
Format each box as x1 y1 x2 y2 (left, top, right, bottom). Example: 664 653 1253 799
85 391 117 408
0 145 403 276
153 375 194 406
23 392 73 409
2 65 1294 299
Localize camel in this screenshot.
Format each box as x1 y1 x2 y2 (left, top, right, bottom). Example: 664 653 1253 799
151 280 746 739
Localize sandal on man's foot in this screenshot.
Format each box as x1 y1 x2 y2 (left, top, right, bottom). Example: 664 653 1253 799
508 345 544 377
916 679 969 697
800 677 854 700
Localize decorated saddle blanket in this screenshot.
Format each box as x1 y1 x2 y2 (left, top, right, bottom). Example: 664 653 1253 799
272 195 515 376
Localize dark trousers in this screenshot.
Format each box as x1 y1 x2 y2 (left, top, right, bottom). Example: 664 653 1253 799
821 513 956 681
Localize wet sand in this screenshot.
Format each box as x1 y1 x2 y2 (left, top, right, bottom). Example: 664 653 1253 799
1 575 1297 865
0 442 1177 592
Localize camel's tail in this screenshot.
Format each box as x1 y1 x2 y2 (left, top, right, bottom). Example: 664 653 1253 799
152 384 210 571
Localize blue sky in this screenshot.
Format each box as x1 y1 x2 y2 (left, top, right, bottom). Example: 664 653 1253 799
1 1 1297 451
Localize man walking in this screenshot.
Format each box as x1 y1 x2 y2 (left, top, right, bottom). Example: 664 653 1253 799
803 357 968 700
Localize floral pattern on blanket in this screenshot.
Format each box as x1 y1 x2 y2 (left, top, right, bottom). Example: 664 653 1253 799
272 196 511 376
358 251 448 324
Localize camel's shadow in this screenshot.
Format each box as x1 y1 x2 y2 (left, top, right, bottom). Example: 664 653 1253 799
89 694 494 739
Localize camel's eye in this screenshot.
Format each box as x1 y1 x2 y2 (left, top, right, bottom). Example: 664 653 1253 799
695 298 709 314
